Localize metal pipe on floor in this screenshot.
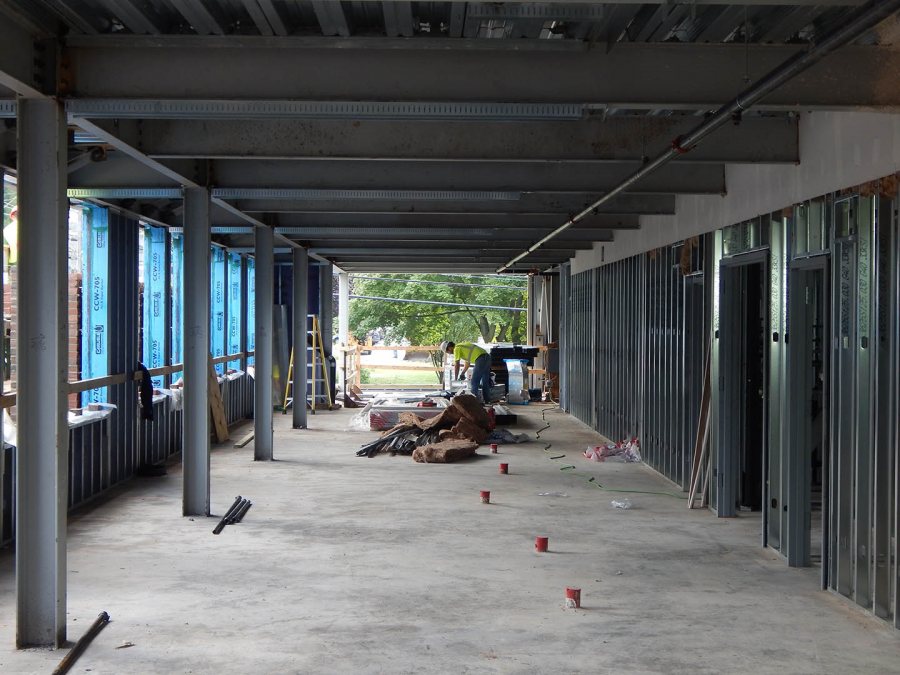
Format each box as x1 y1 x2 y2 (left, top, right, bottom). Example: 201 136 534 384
212 496 244 535
497 0 900 272
51 611 110 675
232 500 253 523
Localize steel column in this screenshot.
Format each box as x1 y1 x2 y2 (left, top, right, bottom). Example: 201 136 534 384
562 267 569 410
318 263 333 354
338 271 349 346
292 248 308 430
15 97 68 647
254 226 274 459
183 187 210 516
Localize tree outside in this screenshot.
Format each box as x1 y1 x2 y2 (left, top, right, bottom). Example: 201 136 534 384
348 273 527 348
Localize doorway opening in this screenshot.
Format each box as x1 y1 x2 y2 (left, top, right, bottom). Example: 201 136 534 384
789 264 829 568
718 257 769 520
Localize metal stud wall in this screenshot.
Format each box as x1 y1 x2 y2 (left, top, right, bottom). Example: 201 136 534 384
562 182 899 628
567 268 596 427
0 205 256 549
595 257 643 445
565 241 705 488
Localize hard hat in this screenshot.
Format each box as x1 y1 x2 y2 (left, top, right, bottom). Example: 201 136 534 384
439 340 450 353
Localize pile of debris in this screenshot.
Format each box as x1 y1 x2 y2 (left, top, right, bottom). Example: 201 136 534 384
355 394 491 463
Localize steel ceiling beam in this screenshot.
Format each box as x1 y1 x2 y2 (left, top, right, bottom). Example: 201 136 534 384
323 247 576 257
309 246 576 260
153 157 726 194
107 117 798 163
265 213 636 230
66 99 590 120
0 14 51 97
233 194 674 215
301 238 595 250
498 0 900 271
338 264 530 273
274 228 614 242
63 39 900 110
332 256 568 266
70 118 199 188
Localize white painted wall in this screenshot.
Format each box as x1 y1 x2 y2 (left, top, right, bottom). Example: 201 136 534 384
571 111 900 274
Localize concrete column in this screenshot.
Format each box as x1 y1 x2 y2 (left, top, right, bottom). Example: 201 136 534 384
15 97 68 647
254 226 274 459
292 248 308 429
338 271 350 345
318 263 334 354
183 187 210 516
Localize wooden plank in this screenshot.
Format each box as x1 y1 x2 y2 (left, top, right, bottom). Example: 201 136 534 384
359 365 443 372
361 344 440 352
208 360 230 442
687 339 712 508
234 430 254 448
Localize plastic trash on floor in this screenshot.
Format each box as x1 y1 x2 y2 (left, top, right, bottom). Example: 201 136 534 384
584 437 642 463
611 498 633 510
486 428 531 444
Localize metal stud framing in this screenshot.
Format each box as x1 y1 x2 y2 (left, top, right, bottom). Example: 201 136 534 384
562 184 900 628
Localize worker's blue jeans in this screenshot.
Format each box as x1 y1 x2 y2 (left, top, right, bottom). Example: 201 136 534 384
470 353 492 403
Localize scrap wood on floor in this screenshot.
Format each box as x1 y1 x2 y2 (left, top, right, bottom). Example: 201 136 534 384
355 394 490 462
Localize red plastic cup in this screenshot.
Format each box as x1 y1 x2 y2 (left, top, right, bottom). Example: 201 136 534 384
535 536 549 552
490 443 499 454
565 587 581 608
480 490 491 504
499 463 509 474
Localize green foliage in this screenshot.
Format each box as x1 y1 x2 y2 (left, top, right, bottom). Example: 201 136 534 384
349 274 526 346
359 368 372 384
2 177 16 228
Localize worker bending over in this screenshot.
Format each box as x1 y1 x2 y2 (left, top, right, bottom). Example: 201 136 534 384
441 340 491 403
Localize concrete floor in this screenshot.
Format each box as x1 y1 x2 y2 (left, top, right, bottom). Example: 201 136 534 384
1 404 899 674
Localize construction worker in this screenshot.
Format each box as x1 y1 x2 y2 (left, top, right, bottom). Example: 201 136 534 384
441 340 491 403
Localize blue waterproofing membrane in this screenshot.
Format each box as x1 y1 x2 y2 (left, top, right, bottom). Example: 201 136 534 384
227 252 242 371
170 233 184 380
210 246 226 373
81 205 108 405
143 225 166 388
246 257 255 366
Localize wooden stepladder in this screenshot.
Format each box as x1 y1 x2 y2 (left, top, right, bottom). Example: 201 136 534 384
282 314 334 414
687 340 711 509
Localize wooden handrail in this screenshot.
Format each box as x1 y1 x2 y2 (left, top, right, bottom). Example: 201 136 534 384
0 352 254 406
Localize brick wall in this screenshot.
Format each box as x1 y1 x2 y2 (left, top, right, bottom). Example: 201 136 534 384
4 266 81 409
